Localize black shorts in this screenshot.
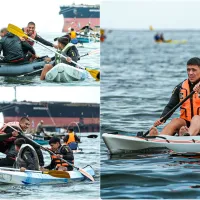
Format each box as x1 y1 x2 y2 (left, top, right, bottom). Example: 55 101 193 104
184 120 190 127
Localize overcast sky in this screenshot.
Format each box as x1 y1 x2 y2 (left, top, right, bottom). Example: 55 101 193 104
0 87 100 103
0 0 99 33
101 0 200 30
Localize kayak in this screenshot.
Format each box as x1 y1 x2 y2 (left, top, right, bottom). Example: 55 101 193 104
77 37 94 43
0 59 46 76
155 40 187 44
45 63 87 82
0 166 95 185
102 133 200 154
33 139 49 145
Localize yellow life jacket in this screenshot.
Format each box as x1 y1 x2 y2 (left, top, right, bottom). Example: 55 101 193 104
70 31 77 39
65 132 76 145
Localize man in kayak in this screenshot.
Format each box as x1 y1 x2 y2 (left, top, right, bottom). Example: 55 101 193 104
14 138 40 172
44 137 74 171
63 128 80 150
0 117 44 168
150 57 200 136
154 33 161 42
0 28 36 63
22 22 57 49
40 36 80 80
69 28 78 44
36 120 45 136
80 23 93 36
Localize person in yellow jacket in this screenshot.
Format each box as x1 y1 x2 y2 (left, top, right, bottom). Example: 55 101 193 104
63 128 80 150
69 28 78 44
149 57 200 136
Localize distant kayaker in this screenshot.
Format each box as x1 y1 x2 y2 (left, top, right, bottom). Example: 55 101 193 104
149 57 200 136
40 36 80 80
160 33 165 42
69 28 78 44
14 138 40 172
22 22 58 49
36 120 45 136
44 137 74 171
0 28 36 63
154 33 161 42
63 128 80 150
80 23 93 36
0 117 44 168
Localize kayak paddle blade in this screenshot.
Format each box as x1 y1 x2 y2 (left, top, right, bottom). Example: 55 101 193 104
85 68 100 81
79 168 94 182
7 24 28 38
43 170 70 178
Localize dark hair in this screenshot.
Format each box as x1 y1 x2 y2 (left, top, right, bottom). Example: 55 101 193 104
0 28 7 33
28 22 35 26
14 138 26 147
71 28 74 31
49 137 60 145
68 127 74 132
58 37 70 46
187 57 200 66
20 117 30 123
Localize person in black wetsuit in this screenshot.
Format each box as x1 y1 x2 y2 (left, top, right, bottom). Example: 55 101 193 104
0 28 36 63
149 57 200 136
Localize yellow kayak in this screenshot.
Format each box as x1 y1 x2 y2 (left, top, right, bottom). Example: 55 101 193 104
155 39 187 44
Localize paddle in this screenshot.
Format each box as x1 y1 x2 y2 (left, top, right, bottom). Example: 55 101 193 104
0 167 70 178
17 68 44 77
79 49 100 58
142 90 195 137
7 24 100 81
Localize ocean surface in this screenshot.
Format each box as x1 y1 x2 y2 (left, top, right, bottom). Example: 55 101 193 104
101 30 200 199
0 32 100 86
0 132 100 200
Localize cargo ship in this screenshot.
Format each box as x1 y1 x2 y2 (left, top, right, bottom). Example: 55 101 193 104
0 101 100 133
59 4 100 32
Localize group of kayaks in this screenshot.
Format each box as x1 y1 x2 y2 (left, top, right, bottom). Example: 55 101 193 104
102 132 200 155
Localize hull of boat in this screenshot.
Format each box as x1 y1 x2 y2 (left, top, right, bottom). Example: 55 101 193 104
0 166 94 185
0 60 45 76
45 63 87 82
102 133 200 154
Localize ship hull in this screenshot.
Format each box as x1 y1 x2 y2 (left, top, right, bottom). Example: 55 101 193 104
0 102 99 133
62 18 100 32
59 5 100 32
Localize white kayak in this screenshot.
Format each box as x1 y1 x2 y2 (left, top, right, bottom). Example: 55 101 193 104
45 63 87 82
102 133 200 154
0 166 94 185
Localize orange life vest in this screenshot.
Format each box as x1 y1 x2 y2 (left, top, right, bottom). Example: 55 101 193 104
70 31 77 39
65 132 76 145
180 79 200 121
23 27 37 46
51 145 74 169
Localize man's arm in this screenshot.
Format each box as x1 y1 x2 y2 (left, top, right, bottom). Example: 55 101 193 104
35 34 54 47
74 134 80 143
62 146 74 161
21 41 36 55
160 84 182 119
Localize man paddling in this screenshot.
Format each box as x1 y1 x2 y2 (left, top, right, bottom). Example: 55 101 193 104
44 137 74 171
150 57 200 136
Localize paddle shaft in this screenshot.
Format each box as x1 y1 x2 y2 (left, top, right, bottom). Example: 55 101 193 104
79 49 100 58
26 36 86 70
143 90 195 137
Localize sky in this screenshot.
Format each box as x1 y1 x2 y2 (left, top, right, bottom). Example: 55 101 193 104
0 0 100 33
0 87 100 103
101 0 200 30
